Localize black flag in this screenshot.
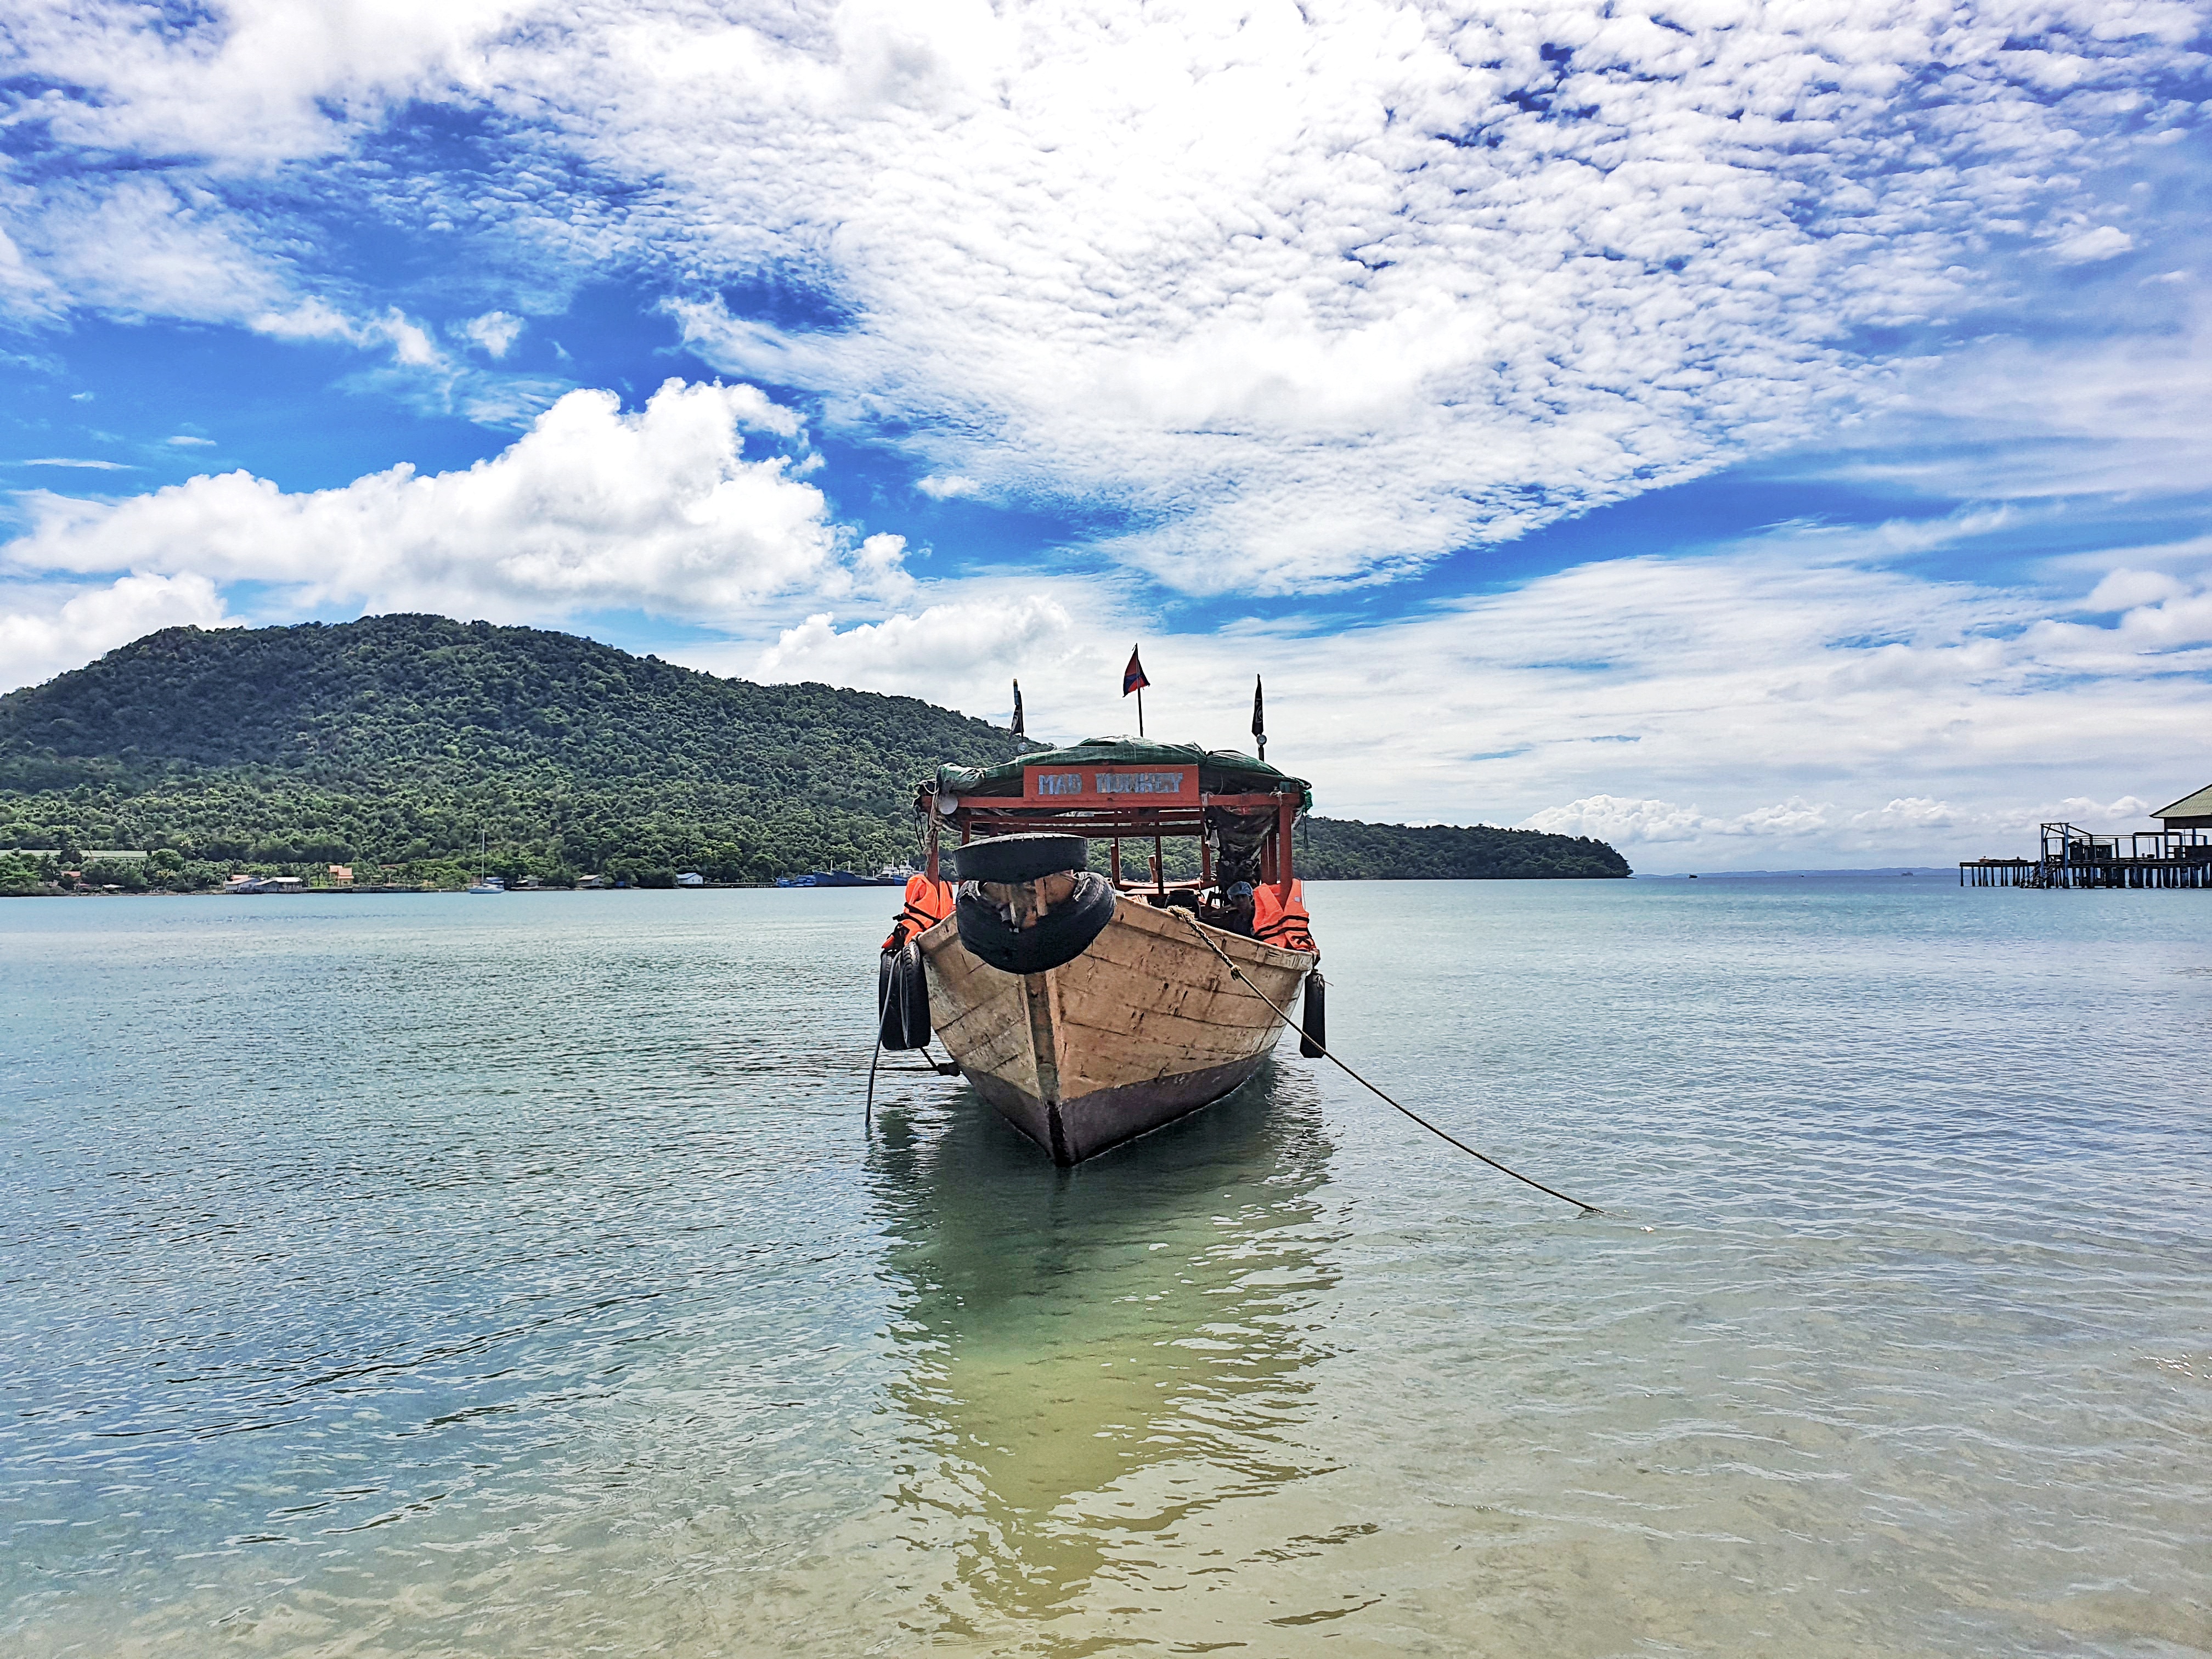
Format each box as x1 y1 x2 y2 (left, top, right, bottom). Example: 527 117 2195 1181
1011 679 1024 736
1251 674 1266 762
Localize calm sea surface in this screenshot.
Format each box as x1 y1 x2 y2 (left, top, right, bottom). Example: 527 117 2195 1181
3 879 2207 1657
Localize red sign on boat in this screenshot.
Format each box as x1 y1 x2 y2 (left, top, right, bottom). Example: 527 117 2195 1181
1021 763 1198 806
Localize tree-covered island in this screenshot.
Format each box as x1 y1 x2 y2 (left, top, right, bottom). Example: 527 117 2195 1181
0 616 1628 893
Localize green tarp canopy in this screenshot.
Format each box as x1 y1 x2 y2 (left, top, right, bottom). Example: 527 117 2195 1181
935 736 1312 810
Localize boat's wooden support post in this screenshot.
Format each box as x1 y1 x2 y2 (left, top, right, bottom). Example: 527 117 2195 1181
926 810 941 882
1277 793 1296 896
1153 834 1165 895
1199 804 1212 887
1110 837 1122 885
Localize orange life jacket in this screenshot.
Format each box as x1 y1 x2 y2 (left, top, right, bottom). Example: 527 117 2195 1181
1251 880 1315 953
883 873 956 950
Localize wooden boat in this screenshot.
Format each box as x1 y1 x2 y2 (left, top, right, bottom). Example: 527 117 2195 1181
891 737 1319 1165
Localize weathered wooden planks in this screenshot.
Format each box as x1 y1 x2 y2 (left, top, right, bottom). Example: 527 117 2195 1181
916 891 1312 1164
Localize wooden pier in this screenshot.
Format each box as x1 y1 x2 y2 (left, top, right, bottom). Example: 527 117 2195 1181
1961 822 2212 889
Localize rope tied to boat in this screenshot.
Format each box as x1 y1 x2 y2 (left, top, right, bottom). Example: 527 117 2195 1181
1175 911 1603 1216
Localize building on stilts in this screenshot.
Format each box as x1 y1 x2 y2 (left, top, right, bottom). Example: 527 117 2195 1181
1961 785 2212 889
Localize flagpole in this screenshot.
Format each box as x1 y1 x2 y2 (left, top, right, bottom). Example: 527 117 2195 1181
1136 684 1144 737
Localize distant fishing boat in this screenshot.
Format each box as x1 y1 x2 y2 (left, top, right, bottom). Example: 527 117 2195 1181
876 737 1322 1165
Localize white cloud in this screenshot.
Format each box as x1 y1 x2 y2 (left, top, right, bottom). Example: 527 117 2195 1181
0 221 58 321
1789 294 2212 502
732 520 2210 867
2053 225 2135 263
1522 795 1736 845
483 0 2209 591
0 573 231 693
461 311 525 358
15 177 298 328
10 1 2208 590
165 436 216 448
16 458 132 470
2084 568 2186 611
748 592 1087 710
3 379 903 627
913 474 979 500
4 0 533 165
1518 789 2169 867
0 177 549 423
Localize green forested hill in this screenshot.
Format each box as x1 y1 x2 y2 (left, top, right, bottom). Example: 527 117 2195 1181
1297 816 1629 880
0 616 1020 883
0 616 1628 888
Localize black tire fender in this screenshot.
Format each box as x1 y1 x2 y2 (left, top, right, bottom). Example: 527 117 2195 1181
878 940 931 1049
956 872 1117 975
950 832 1089 884
1299 970 1327 1058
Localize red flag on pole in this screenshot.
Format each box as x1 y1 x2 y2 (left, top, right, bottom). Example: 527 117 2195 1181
1122 646 1149 698
1123 645 1149 735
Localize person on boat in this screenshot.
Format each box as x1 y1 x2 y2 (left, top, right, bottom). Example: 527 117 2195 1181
1252 879 1315 953
882 871 956 950
1210 880 1257 937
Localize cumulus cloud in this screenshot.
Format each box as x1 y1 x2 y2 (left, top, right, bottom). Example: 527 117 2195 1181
2 379 903 627
747 592 1088 714
0 572 230 692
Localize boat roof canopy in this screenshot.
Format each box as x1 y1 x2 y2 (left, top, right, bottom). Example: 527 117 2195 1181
934 735 1312 810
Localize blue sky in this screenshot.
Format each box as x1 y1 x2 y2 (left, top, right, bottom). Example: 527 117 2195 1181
3 0 2209 868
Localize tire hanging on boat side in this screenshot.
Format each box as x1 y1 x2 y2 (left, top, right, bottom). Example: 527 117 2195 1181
878 941 931 1049
950 832 1090 885
1298 970 1327 1058
956 872 1117 975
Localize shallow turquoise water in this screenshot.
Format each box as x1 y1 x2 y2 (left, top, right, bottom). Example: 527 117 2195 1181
2 879 2207 1656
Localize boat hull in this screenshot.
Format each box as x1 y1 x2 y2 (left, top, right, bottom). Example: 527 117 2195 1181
917 893 1313 1164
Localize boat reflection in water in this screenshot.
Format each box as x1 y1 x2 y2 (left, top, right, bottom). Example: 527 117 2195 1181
861 1061 1339 1637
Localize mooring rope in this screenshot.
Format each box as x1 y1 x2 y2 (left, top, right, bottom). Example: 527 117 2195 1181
1175 911 1602 1215
867 961 961 1132
864 1029 884 1131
